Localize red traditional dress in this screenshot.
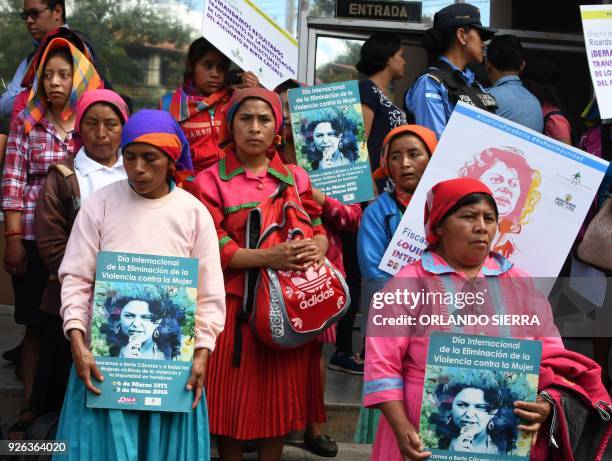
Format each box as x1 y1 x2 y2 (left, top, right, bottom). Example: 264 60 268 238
190 149 327 439
160 82 230 173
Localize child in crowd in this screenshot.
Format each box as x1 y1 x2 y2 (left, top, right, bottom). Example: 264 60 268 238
160 37 259 173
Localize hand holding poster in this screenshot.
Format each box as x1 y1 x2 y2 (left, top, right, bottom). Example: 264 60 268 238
420 332 542 460
87 252 198 413
288 80 374 204
379 102 609 278
202 0 298 89
580 5 612 119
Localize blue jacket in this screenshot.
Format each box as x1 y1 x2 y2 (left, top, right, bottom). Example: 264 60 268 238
487 75 544 133
404 56 480 139
357 192 403 280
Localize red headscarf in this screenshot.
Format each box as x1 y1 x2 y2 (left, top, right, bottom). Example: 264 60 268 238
225 87 283 132
424 178 495 245
222 87 283 150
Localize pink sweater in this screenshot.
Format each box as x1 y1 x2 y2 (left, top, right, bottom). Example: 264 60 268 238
59 180 226 352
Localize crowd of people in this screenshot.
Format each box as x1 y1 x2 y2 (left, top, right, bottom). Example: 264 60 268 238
0 1 611 460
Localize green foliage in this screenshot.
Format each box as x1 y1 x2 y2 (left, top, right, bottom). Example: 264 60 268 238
315 40 362 84
0 0 194 105
0 0 33 84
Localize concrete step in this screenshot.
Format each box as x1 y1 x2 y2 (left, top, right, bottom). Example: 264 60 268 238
211 441 371 460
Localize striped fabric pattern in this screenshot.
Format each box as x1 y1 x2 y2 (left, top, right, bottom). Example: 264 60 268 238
22 37 102 134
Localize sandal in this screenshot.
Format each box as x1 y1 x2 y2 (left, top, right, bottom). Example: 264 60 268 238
7 411 35 440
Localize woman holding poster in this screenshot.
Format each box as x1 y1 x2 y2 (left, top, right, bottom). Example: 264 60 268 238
363 178 569 461
190 88 328 460
160 37 259 173
54 110 226 460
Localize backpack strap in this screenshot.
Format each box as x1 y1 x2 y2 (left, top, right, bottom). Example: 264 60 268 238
49 162 80 213
420 59 497 113
51 163 75 178
232 183 289 367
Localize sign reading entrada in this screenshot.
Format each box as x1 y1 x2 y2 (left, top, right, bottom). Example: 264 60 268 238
336 0 422 22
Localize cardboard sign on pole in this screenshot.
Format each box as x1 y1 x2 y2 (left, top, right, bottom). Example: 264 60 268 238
580 5 612 119
202 0 298 89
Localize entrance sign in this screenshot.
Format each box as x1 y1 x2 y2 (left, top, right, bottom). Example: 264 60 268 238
202 0 298 89
379 102 609 278
336 0 422 22
580 5 612 119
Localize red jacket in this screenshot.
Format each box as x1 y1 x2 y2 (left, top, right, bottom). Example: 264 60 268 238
531 348 611 461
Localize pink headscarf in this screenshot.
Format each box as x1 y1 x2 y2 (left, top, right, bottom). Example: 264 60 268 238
74 89 129 135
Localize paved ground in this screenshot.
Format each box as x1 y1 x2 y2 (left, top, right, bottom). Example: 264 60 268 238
211 442 371 460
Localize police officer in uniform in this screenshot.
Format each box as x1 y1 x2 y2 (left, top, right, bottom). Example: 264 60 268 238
405 3 497 139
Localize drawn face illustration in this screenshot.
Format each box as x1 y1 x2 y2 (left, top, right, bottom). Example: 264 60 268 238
478 160 520 216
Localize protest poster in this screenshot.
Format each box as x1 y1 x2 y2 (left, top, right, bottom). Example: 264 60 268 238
419 332 542 460
87 252 198 413
202 0 298 89
288 80 374 204
580 5 612 119
379 102 609 278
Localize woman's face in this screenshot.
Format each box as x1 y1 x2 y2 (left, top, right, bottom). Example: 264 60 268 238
43 55 73 109
80 104 123 165
123 142 172 199
387 47 406 80
313 122 341 161
435 199 498 268
479 160 520 217
451 388 495 436
119 300 157 343
388 134 430 194
192 50 227 96
461 28 486 64
232 98 276 158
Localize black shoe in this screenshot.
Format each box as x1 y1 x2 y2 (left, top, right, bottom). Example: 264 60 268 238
304 434 338 457
328 351 364 375
243 440 258 453
3 343 21 364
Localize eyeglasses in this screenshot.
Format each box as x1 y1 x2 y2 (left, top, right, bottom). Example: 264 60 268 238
19 7 51 21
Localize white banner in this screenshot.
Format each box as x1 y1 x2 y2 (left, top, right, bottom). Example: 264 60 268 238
580 5 612 119
202 0 298 89
379 102 609 278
